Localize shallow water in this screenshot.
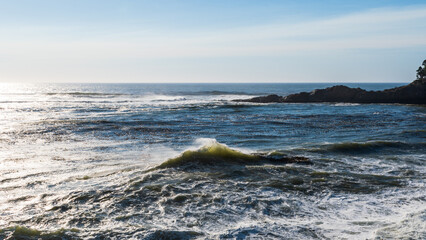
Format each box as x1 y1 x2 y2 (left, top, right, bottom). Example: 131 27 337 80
0 83 425 239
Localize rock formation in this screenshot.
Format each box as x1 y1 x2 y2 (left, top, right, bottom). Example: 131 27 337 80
234 79 426 104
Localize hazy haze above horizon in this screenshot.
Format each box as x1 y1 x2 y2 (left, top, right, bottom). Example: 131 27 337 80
1 0 425 83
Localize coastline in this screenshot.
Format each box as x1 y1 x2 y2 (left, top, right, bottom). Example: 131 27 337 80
234 79 426 104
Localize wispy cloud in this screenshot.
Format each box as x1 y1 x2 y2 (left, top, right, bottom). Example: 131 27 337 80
1 6 426 59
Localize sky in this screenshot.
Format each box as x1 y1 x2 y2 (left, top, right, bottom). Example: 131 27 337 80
0 0 425 83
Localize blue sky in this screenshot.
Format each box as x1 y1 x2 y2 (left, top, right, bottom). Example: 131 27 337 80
1 0 425 83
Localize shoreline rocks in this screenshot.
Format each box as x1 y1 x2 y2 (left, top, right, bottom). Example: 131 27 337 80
234 79 426 104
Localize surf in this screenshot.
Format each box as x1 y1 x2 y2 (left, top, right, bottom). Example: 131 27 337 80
155 139 310 169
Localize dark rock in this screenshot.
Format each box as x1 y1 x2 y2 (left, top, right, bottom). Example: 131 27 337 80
234 79 426 104
254 153 312 164
233 94 284 103
283 85 365 102
266 156 311 164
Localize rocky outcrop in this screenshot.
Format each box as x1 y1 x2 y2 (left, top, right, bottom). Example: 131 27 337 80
234 79 426 104
237 94 284 103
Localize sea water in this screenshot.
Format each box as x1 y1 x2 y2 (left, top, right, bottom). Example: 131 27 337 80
0 83 424 239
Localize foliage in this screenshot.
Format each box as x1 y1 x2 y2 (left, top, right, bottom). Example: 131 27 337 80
417 59 426 80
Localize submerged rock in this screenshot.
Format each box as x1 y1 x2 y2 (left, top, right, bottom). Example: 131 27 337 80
234 79 426 104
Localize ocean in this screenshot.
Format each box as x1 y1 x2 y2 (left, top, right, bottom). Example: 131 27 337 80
0 83 425 239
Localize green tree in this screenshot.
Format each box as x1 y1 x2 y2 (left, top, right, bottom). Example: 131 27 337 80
417 59 426 80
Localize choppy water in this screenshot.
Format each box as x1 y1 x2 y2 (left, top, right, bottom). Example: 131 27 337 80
0 83 425 239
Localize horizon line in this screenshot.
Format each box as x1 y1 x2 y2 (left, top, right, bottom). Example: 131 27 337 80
0 81 412 84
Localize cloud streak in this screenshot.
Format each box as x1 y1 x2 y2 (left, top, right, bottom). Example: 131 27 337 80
1 5 425 83
2 6 426 60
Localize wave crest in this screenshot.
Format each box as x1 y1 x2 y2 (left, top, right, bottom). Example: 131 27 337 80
0 226 79 239
156 140 309 169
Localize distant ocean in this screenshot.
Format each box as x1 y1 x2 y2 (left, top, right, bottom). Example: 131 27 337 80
0 83 425 239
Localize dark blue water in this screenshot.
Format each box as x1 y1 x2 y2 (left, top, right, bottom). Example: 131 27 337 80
0 83 424 239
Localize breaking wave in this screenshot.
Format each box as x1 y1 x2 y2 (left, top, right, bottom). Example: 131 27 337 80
0 226 79 240
156 139 309 169
45 92 126 96
175 90 255 96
